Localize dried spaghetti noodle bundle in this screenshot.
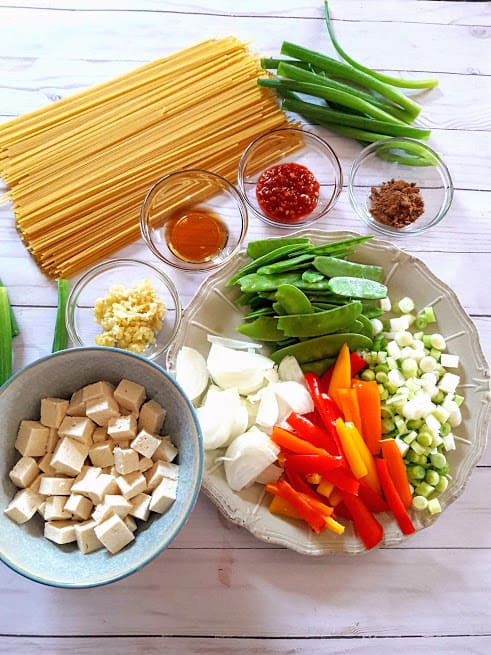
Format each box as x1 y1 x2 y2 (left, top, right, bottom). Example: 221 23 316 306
0 38 298 278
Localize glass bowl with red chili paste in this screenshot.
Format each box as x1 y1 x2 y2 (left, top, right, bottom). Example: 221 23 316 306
348 137 454 236
237 127 343 228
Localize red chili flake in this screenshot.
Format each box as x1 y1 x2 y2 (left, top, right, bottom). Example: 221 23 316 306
256 162 320 223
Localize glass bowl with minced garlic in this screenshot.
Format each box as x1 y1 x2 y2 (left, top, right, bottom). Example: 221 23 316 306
348 137 454 236
66 259 182 361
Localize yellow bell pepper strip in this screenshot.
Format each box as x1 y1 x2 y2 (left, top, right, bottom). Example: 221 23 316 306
317 478 334 498
352 379 382 455
341 420 382 496
341 492 384 550
380 439 413 509
336 387 363 434
328 487 343 507
327 341 351 397
266 480 328 533
324 515 345 535
335 417 368 479
375 458 415 535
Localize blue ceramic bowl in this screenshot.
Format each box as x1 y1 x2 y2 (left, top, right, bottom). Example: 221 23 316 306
0 347 203 588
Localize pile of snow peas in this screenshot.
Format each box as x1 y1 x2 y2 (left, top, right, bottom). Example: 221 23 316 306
227 236 388 374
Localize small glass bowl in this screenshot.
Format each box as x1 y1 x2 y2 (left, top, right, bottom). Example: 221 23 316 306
66 258 182 360
237 127 343 228
348 137 454 236
140 169 248 272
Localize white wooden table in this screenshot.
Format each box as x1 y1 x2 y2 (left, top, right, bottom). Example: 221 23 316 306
1 1 490 653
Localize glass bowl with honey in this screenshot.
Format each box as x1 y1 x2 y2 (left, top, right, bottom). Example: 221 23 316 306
140 169 249 272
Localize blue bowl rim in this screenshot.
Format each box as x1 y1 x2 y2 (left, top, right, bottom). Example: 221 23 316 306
0 346 204 589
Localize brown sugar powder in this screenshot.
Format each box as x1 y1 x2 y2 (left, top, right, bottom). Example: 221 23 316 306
369 178 424 228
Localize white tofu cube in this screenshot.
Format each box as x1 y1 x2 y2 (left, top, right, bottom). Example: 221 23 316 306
38 453 57 476
15 420 49 457
75 520 103 554
138 399 166 434
146 460 179 491
9 456 39 488
50 437 88 476
114 379 146 414
44 520 78 545
81 381 115 402
107 414 137 442
86 473 119 505
40 397 69 429
129 493 151 521
124 515 138 532
150 477 177 514
71 466 101 495
116 471 147 500
85 395 120 427
130 430 161 459
94 513 135 554
88 441 115 468
66 388 86 417
113 447 139 475
152 436 178 463
44 495 72 521
92 427 108 443
64 494 93 520
46 428 59 453
39 476 73 496
29 474 43 494
4 488 44 523
138 456 154 473
58 416 95 446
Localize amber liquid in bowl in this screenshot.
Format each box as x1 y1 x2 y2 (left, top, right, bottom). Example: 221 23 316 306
165 208 229 263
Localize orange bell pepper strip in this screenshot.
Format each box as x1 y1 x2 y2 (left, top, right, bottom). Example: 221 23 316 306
352 379 383 455
341 492 384 550
328 342 351 397
271 425 330 456
266 480 328 533
335 418 368 479
269 494 302 520
321 351 368 390
380 439 413 509
374 458 415 536
336 387 363 434
341 420 382 496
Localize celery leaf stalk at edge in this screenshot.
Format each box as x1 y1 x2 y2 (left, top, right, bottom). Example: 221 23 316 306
0 277 20 337
0 287 13 385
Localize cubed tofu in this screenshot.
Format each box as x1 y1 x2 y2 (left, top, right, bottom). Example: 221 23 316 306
130 430 161 459
129 493 151 521
116 471 147 500
9 456 39 488
75 520 103 554
138 456 154 473
88 441 115 469
39 476 73 496
29 474 43 494
15 420 49 457
113 447 139 475
92 427 108 444
64 494 93 521
124 515 138 532
58 416 95 446
46 428 59 454
50 437 88 476
94 513 135 554
4 488 44 524
71 466 101 495
44 520 78 545
152 436 178 463
92 494 131 522
107 414 137 442
86 473 118 505
146 460 179 491
149 477 178 514
138 399 166 434
38 453 57 476
44 495 72 521
81 381 115 403
114 379 146 414
40 397 69 429
66 388 86 417
85 395 120 427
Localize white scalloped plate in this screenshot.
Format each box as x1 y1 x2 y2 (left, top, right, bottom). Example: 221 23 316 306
167 230 490 555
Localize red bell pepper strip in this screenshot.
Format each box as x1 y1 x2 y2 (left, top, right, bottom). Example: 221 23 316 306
358 479 389 514
284 453 343 476
321 351 368 390
286 411 338 454
332 501 352 521
304 372 343 455
380 439 413 509
352 379 383 455
271 425 330 456
374 458 415 535
284 465 326 503
321 466 360 496
341 492 384 550
266 480 327 533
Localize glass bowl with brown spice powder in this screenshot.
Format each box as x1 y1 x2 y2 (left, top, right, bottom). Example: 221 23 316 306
348 137 453 236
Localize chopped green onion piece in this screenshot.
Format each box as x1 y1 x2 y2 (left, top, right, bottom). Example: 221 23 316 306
0 277 20 337
430 452 447 469
427 498 442 515
412 495 428 511
52 279 70 353
414 481 435 498
0 287 13 385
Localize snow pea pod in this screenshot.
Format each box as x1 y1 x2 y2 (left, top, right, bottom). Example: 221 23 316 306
270 333 373 364
257 253 314 275
355 312 374 338
300 358 336 376
313 256 384 282
238 272 302 292
302 270 324 284
277 300 363 338
237 316 285 341
247 237 310 259
275 284 314 315
227 244 307 286
327 276 387 300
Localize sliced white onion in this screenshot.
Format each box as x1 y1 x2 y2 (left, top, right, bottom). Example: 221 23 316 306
175 346 209 403
223 430 280 491
196 402 234 450
206 343 274 394
272 381 314 416
277 355 306 385
207 335 263 350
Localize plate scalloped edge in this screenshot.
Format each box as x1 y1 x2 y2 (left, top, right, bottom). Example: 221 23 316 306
166 229 491 555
